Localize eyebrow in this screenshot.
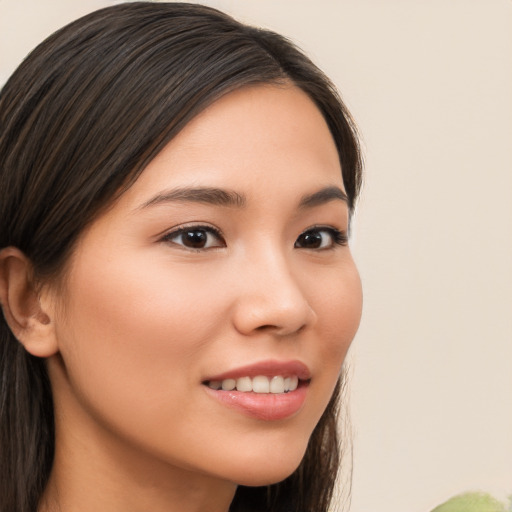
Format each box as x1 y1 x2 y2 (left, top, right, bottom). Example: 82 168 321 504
298 186 348 209
138 185 347 210
139 186 246 209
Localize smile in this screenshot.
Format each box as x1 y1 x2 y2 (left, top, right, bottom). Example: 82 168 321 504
206 375 300 394
202 360 311 420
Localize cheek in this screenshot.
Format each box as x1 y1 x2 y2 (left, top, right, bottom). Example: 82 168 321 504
64 250 219 344
50 254 238 471
53 254 224 412
312 262 363 360
297 261 362 425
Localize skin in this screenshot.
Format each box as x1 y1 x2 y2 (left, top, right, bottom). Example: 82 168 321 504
3 85 362 512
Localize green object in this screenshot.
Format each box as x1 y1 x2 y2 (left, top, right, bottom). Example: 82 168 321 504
431 492 509 512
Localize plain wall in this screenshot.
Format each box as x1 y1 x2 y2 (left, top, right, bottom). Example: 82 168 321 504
1 1 511 511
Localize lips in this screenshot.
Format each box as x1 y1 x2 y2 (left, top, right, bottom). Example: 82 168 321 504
202 360 310 421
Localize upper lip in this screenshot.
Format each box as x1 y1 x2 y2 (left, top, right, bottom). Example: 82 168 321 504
203 359 311 382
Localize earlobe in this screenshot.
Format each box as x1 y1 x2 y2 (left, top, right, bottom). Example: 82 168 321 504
0 247 58 357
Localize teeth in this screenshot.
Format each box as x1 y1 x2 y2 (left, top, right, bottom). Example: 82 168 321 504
270 376 285 394
236 376 252 392
207 375 301 394
221 378 236 391
252 376 270 393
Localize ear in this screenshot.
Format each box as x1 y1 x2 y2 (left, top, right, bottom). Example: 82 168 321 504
0 247 59 357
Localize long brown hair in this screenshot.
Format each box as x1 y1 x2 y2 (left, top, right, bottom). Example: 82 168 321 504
0 3 362 511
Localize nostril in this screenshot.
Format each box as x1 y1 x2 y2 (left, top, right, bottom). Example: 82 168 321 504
254 323 307 335
255 324 273 331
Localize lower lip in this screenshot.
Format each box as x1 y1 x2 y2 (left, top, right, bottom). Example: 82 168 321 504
204 383 308 421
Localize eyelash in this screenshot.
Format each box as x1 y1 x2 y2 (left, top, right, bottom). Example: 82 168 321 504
160 224 348 251
160 224 225 251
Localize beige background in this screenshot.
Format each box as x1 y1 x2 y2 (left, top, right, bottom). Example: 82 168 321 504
1 1 511 511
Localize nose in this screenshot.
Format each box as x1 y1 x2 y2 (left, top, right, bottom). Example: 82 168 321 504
231 251 317 337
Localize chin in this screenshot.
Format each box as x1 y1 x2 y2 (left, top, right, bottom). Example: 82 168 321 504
227 446 307 487
235 470 297 488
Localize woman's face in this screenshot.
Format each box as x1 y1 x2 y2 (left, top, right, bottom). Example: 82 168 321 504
47 85 362 488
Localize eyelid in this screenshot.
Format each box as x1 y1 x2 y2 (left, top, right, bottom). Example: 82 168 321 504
159 223 226 250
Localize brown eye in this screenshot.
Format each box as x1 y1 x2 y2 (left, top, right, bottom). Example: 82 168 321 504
295 231 323 249
182 229 208 248
294 228 348 250
162 226 225 250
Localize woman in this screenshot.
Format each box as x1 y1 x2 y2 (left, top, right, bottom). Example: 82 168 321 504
0 3 363 511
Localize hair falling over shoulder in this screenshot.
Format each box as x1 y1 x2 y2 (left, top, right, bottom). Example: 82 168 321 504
0 3 362 511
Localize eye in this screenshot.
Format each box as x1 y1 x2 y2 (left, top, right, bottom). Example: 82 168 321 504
294 227 348 250
161 225 225 250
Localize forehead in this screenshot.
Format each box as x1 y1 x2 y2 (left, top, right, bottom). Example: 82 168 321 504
121 84 344 208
